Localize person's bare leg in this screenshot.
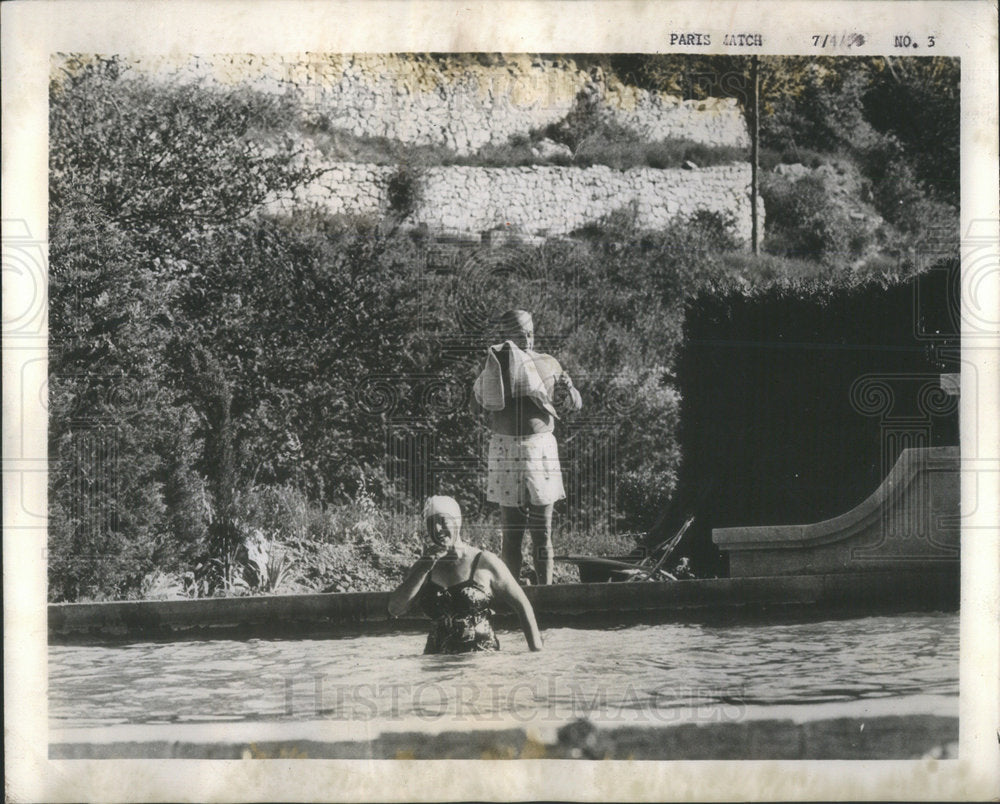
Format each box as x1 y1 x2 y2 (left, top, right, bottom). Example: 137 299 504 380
500 505 527 579
527 503 554 585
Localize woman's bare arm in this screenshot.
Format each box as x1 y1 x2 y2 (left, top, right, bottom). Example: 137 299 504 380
387 548 443 617
484 554 543 650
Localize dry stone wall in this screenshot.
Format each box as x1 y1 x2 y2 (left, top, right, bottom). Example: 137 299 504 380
280 163 761 242
120 53 758 241
124 53 749 154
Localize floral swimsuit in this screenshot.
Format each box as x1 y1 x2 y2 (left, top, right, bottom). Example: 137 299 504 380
419 552 500 654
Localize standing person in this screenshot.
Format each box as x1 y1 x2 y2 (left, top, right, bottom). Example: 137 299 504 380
471 309 582 585
388 496 543 653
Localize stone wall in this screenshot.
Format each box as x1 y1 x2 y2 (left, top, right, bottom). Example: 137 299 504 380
124 53 750 154
114 53 758 240
279 162 760 241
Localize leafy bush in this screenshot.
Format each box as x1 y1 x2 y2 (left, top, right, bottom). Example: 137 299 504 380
686 209 741 251
761 173 875 264
761 174 831 259
386 165 423 218
860 137 959 244
47 58 322 600
862 58 959 206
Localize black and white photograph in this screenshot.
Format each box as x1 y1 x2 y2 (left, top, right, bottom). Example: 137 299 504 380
4 1 998 801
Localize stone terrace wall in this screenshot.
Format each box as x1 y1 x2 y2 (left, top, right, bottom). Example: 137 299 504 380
123 54 750 154
278 163 759 241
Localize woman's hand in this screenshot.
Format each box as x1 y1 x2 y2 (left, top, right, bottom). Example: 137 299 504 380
388 543 445 618
420 543 449 563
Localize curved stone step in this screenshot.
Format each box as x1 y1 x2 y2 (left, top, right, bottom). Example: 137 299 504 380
713 446 960 577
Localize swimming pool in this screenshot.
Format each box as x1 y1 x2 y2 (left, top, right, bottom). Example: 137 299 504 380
50 611 957 751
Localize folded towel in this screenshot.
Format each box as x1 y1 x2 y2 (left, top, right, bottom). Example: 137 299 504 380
473 345 506 411
474 341 558 418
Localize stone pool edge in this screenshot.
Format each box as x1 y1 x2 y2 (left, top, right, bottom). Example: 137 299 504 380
49 713 959 760
48 568 959 644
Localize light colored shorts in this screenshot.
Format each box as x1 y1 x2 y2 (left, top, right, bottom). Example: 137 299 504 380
486 432 566 508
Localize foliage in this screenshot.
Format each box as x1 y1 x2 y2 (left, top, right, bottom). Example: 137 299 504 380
47 54 960 599
686 209 742 251
47 195 175 601
863 57 959 206
602 54 958 216
385 165 424 219
308 119 746 170
47 57 322 600
50 56 318 242
760 173 872 263
138 570 189 601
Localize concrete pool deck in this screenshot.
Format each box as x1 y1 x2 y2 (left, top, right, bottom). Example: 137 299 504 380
50 712 958 760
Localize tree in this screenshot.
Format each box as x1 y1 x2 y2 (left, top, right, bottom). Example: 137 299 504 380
48 56 323 599
47 199 173 600
863 57 959 205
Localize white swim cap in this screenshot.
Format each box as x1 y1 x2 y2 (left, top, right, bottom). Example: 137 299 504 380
422 495 462 523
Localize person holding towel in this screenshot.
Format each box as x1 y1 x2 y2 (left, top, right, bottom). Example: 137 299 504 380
471 309 582 585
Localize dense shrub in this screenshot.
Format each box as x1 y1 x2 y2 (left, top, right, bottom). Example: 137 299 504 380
860 137 960 248
385 165 424 219
762 174 843 262
862 58 959 206
47 197 176 601
48 58 321 600
686 209 742 252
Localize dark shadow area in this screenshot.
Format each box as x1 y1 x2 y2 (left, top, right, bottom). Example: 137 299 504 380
654 262 960 576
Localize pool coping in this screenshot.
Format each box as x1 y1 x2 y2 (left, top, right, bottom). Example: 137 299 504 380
49 712 959 760
49 567 958 644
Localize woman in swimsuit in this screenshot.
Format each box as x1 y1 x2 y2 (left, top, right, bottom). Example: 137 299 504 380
388 496 543 653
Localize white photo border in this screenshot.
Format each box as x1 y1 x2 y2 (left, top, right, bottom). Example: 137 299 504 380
3 1 998 800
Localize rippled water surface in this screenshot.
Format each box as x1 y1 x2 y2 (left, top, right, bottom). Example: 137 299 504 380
50 613 958 730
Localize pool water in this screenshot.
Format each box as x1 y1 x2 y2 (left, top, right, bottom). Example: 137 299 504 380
50 612 958 742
